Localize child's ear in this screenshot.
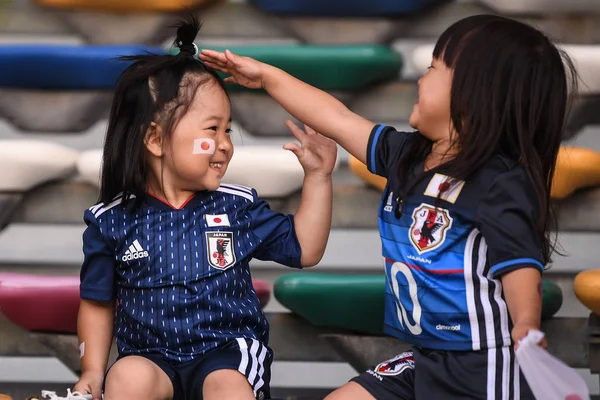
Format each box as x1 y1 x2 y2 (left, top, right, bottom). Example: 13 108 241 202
144 122 164 157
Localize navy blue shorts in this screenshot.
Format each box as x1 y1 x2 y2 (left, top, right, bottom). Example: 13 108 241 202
351 346 535 400
107 338 273 400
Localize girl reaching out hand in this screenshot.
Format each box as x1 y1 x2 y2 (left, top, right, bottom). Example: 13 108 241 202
201 14 576 400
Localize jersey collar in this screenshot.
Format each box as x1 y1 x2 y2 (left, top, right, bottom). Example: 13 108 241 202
145 191 207 211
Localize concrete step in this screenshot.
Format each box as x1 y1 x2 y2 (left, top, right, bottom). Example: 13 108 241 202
6 160 600 230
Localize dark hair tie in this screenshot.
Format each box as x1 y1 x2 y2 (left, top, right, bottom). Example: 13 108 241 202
178 42 198 57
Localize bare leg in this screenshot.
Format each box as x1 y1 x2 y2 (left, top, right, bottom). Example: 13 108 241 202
202 369 256 400
325 382 376 400
104 356 174 400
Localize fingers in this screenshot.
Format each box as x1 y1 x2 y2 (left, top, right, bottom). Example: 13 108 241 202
224 49 240 62
285 120 306 143
199 49 228 64
91 384 103 400
303 124 317 135
283 142 302 158
72 384 85 394
199 50 231 74
302 125 335 142
201 49 242 66
223 76 238 84
203 61 229 73
73 382 97 400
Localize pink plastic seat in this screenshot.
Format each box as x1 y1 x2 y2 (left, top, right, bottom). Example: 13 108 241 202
0 273 80 333
253 279 271 308
0 273 271 334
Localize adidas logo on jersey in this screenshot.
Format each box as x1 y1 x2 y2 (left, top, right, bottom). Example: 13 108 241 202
122 239 149 262
384 192 393 212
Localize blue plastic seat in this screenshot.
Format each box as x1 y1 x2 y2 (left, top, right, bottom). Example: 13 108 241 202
0 45 165 90
248 0 450 17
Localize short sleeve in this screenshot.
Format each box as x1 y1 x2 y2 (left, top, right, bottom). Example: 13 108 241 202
477 168 545 278
366 124 412 178
80 209 117 301
248 190 302 269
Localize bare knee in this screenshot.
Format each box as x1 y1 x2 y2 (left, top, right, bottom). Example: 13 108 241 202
104 356 173 400
203 369 254 400
324 382 376 400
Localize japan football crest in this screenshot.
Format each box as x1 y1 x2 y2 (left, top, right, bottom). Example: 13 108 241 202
373 352 415 376
206 231 236 270
409 203 453 254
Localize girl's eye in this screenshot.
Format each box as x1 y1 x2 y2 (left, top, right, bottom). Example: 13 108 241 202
225 128 233 134
209 126 218 131
427 65 433 70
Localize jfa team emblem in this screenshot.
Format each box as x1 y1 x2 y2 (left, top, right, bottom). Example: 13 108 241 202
409 203 453 254
374 352 415 376
206 231 236 270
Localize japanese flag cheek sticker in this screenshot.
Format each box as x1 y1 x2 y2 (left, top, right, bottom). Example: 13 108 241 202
193 138 216 154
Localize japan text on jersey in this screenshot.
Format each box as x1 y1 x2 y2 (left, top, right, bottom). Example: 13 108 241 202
368 124 545 351
80 184 302 363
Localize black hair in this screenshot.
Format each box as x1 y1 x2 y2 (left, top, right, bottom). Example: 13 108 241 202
396 14 577 265
99 13 229 209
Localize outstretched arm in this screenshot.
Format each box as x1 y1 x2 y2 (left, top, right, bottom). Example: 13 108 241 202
200 49 374 164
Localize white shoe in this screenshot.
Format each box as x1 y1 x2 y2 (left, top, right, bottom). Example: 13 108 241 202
41 389 93 400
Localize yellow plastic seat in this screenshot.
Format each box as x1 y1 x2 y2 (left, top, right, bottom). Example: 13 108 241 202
349 147 600 200
551 147 600 200
574 269 600 315
35 0 219 12
348 155 387 192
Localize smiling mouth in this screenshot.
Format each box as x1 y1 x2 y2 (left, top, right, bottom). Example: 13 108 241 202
209 162 224 170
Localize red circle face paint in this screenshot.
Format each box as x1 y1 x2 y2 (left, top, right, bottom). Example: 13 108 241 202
193 138 216 154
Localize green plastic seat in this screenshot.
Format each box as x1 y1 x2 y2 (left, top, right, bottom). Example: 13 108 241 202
275 274 563 335
170 45 403 92
542 279 563 320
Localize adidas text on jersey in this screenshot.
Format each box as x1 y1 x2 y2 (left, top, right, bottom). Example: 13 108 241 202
122 239 149 262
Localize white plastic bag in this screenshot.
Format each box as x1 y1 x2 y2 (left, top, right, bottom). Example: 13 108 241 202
516 330 590 400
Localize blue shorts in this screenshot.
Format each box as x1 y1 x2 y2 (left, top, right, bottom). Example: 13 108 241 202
107 338 273 400
352 346 535 400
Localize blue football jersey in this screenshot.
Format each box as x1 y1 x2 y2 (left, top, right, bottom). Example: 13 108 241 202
80 184 302 363
367 125 544 351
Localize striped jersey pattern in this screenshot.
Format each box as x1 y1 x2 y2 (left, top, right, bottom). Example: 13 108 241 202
80 184 302 363
367 124 544 351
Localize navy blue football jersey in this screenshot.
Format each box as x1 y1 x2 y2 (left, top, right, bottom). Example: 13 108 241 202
367 125 544 351
80 184 302 363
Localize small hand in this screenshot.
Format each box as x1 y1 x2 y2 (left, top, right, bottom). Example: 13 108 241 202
199 49 266 89
513 323 547 350
283 120 337 178
73 370 104 400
